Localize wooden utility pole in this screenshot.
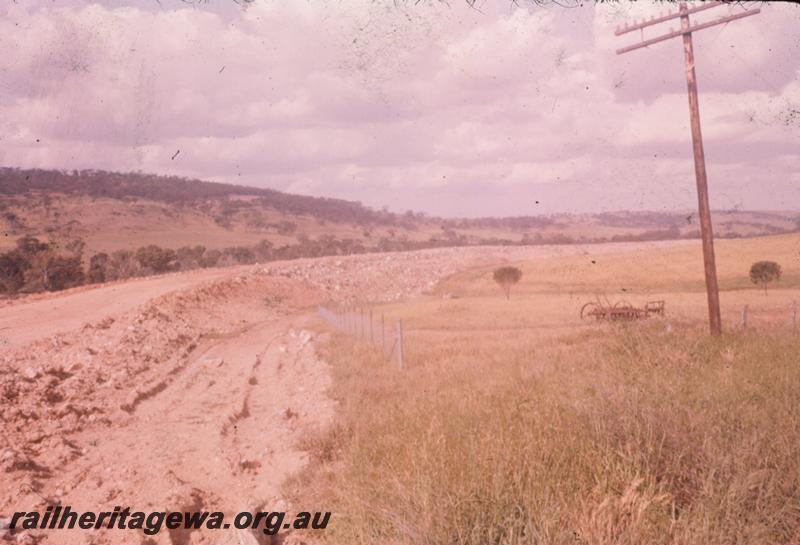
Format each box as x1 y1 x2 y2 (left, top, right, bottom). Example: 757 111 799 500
615 2 760 336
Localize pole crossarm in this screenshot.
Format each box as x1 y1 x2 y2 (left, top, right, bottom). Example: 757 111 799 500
614 1 723 36
616 8 761 55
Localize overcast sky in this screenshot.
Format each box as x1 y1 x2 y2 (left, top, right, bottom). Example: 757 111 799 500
0 0 797 217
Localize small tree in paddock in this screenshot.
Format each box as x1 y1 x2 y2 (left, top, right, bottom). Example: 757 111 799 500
750 261 781 295
493 266 522 300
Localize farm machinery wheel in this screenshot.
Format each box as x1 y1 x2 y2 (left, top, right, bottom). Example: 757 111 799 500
580 302 599 321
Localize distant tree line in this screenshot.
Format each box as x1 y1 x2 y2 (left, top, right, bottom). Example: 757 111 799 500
0 221 756 298
1 168 797 297
0 236 86 294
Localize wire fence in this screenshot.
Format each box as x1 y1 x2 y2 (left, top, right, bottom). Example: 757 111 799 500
318 299 796 367
318 305 404 369
739 300 798 331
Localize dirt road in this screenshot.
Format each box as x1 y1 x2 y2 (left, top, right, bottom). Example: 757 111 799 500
0 242 687 544
46 316 331 545
0 267 244 351
1 265 330 544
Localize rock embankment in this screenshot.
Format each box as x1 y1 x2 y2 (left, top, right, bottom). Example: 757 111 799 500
0 241 677 543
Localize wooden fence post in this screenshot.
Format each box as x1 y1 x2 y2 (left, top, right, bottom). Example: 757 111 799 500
791 301 797 330
396 319 404 370
381 314 385 350
741 304 748 330
369 309 374 343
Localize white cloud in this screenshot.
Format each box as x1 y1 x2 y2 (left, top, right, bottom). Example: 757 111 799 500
0 0 797 216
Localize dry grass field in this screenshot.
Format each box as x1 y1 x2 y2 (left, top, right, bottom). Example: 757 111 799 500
298 234 800 545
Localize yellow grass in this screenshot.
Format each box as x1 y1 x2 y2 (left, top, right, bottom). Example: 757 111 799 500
296 235 800 544
439 234 800 295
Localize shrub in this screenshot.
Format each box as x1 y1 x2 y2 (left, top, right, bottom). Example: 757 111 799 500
87 253 110 283
135 245 177 274
108 250 138 280
200 249 221 268
42 255 84 291
253 240 274 262
0 250 27 294
175 245 206 270
221 246 255 266
15 235 49 258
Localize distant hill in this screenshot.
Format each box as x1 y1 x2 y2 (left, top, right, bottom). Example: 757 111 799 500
1 167 798 257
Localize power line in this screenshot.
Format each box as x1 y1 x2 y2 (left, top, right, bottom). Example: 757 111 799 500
615 2 761 337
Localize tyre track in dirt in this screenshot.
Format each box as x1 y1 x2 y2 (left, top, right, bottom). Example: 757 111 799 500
0 267 329 545
4 314 332 545
0 242 688 544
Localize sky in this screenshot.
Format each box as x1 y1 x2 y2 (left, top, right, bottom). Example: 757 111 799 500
0 0 797 218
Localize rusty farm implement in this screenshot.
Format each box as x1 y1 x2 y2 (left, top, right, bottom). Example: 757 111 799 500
580 297 665 322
